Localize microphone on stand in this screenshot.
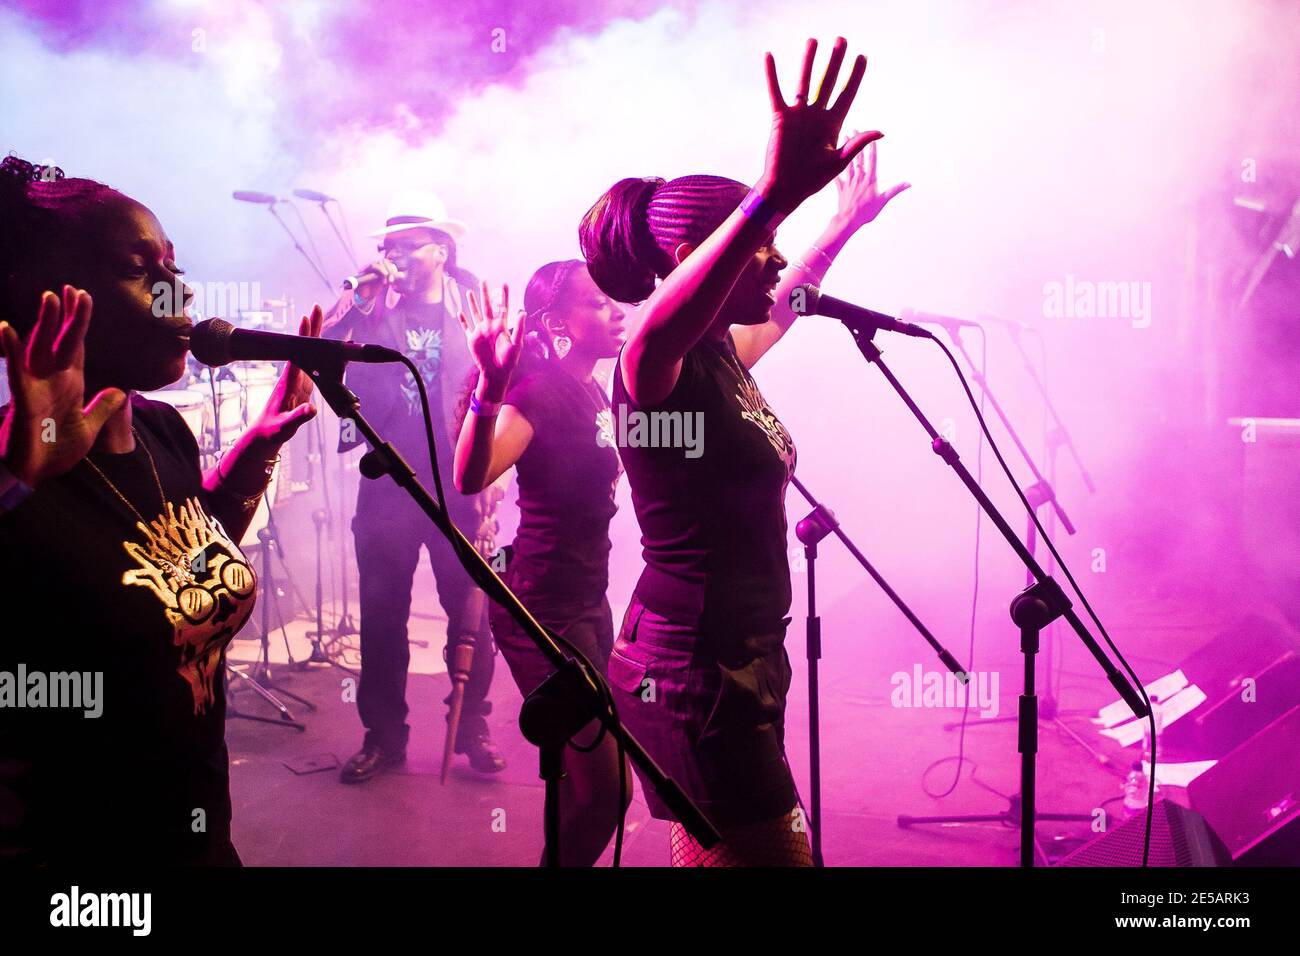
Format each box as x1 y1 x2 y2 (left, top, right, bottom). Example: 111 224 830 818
293 188 335 204
790 284 931 338
902 308 1038 337
232 190 280 205
189 318 402 370
900 308 982 332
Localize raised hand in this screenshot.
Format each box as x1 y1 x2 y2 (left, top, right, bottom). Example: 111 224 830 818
0 287 128 488
251 304 323 445
759 37 882 214
457 281 526 399
835 137 910 230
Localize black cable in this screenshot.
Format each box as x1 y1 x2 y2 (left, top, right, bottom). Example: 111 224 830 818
931 325 989 799
924 333 1157 867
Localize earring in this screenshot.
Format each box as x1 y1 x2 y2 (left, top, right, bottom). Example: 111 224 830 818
551 330 572 360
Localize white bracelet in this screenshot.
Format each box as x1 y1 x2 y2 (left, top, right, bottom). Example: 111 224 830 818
470 393 502 417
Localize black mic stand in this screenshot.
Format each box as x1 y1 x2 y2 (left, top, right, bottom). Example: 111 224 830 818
895 325 1102 843
791 475 967 867
265 201 335 293
833 323 1147 867
227 526 311 730
309 363 720 865
296 416 359 672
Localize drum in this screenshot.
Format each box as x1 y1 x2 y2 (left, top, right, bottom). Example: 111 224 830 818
140 387 206 439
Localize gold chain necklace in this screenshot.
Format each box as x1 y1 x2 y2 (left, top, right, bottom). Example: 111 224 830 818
84 426 198 584
84 425 167 527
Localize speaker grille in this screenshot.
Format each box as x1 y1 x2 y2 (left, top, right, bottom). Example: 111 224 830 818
1055 801 1224 867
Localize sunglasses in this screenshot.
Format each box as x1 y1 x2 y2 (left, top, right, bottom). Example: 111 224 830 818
378 239 440 257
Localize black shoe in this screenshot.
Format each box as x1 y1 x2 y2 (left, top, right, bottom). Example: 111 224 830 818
455 728 507 773
339 744 405 784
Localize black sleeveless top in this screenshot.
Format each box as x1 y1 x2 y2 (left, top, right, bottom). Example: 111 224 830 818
611 332 796 632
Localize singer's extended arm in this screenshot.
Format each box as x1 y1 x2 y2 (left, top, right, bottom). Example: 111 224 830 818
731 139 909 369
204 305 323 540
622 39 878 407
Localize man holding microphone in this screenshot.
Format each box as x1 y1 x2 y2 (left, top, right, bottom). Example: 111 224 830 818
324 192 505 782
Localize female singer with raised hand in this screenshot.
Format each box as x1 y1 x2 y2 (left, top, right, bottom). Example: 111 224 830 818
453 264 630 866
577 37 903 866
0 156 322 865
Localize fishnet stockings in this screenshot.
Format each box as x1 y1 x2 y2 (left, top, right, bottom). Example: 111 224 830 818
669 808 813 867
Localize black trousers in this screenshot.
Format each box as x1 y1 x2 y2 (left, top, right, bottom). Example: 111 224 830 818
352 483 494 752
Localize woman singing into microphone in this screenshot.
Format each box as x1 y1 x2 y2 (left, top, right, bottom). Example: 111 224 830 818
453 262 629 866
577 37 905 866
0 155 322 865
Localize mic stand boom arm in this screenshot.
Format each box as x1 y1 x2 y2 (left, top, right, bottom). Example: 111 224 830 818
267 202 335 294
942 330 1076 535
308 363 721 861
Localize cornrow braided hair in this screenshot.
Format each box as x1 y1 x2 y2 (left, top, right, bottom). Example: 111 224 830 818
579 173 748 304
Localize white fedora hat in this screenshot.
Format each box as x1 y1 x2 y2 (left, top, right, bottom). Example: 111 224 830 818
369 190 467 239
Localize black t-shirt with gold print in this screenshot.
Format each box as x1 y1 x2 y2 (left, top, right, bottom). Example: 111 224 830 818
0 395 255 865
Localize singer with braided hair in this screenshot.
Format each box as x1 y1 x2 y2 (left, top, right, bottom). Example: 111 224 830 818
453 260 630 865
0 154 323 864
578 37 906 866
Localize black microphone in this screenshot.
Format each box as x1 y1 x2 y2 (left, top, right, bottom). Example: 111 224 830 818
232 190 279 205
189 318 402 370
790 285 930 338
293 188 335 203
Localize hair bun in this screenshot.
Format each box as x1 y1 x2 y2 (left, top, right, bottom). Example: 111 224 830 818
579 176 666 304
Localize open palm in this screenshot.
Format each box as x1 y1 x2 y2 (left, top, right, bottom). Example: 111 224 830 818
759 37 882 213
0 287 127 488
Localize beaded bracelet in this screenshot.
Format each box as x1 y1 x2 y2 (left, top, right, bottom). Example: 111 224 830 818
470 393 502 417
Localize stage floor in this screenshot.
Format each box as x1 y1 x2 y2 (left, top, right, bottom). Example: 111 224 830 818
225 575 1289 866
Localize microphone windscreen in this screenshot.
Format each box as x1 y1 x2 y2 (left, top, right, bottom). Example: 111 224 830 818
189 318 236 367
788 283 821 316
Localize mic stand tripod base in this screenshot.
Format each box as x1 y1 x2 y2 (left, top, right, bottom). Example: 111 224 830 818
897 580 1090 867
226 662 307 731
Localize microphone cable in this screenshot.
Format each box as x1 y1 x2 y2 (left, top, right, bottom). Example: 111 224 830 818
923 324 989 800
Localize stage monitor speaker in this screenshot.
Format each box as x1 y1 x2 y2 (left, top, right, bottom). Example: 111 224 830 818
1187 705 1300 865
1054 800 1229 867
1161 614 1300 756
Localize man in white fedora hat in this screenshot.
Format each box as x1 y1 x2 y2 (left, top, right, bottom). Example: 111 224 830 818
324 190 506 782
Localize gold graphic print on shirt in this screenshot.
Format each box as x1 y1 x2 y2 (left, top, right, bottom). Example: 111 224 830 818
121 497 257 715
736 375 796 471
